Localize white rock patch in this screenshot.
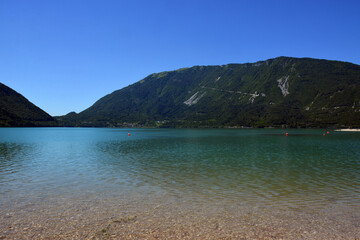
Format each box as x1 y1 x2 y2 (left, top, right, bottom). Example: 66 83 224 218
277 76 290 96
249 92 260 103
184 91 206 106
198 84 266 104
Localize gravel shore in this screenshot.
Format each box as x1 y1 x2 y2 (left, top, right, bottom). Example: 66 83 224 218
1 194 359 239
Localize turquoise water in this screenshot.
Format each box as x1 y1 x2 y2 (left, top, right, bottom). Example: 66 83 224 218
1 127 360 212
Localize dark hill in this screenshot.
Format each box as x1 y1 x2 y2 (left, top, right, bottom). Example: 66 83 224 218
57 57 360 128
0 83 56 127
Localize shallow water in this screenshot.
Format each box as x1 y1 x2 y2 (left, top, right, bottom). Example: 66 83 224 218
1 128 360 239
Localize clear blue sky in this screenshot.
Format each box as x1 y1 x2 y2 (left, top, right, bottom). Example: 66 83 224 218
1 0 359 116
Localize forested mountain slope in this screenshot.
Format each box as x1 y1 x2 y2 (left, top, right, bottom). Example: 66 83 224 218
58 57 360 128
0 83 55 127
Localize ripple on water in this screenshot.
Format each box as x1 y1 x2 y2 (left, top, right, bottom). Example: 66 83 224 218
0 128 360 238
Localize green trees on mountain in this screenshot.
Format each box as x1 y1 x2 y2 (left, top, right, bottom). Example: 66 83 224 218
56 57 360 128
0 83 56 127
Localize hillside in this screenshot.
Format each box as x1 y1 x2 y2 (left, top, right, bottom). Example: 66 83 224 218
0 83 56 127
57 57 360 128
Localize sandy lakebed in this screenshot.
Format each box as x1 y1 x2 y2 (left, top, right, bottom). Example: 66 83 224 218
1 192 360 239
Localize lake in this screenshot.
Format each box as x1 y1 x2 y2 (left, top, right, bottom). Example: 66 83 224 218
1 128 360 239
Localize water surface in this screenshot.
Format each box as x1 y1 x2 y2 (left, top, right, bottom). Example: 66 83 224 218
1 128 360 239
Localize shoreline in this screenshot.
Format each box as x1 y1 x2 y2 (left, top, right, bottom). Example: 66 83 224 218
334 129 360 132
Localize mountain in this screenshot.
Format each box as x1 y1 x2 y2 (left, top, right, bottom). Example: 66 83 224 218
57 57 360 128
0 83 56 127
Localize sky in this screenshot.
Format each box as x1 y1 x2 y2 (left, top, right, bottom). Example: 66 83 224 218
1 0 360 116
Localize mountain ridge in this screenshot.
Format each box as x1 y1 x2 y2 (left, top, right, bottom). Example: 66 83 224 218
57 56 360 128
0 82 56 127
55 56 358 128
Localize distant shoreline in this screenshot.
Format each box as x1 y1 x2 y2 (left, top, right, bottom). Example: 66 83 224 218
334 129 360 132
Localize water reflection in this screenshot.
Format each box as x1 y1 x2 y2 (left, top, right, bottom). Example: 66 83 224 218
0 128 359 211
95 130 360 208
0 143 25 171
